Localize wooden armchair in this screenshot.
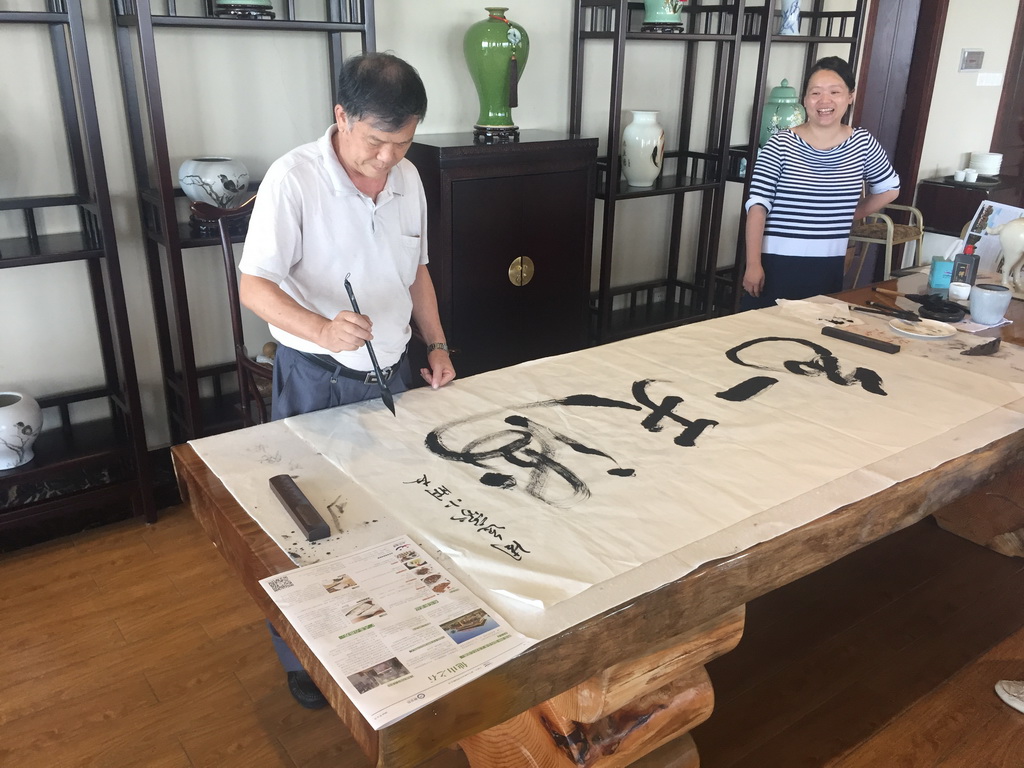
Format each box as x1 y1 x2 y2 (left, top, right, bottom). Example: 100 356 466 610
189 195 272 426
849 203 925 284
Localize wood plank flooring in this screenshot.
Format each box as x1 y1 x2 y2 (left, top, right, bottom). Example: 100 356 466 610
1 504 1022 767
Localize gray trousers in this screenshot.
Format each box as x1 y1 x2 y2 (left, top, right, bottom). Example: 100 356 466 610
267 343 410 673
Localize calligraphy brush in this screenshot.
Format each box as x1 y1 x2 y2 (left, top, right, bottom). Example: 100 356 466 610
863 300 921 322
343 275 397 417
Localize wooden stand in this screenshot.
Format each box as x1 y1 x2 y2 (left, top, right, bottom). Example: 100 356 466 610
933 463 1024 557
460 607 743 767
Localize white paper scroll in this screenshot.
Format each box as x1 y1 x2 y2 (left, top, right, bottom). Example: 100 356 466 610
192 302 1024 639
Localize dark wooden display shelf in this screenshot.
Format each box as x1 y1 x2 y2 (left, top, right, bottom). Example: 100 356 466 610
0 233 103 266
590 278 709 342
0 3 153 533
112 0 375 441
571 0 866 336
0 419 126 489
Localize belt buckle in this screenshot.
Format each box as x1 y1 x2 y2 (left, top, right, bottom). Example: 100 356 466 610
364 366 391 385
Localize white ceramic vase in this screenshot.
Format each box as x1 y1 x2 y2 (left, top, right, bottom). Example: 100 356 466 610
178 157 250 209
779 0 800 35
0 392 43 470
622 110 665 187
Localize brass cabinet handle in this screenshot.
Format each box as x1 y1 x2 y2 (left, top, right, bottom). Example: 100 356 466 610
508 256 535 286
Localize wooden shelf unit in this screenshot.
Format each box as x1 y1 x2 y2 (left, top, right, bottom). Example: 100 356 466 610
0 3 153 532
570 0 865 339
110 0 375 441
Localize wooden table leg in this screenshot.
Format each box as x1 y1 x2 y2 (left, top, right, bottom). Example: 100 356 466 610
933 463 1024 557
458 606 744 767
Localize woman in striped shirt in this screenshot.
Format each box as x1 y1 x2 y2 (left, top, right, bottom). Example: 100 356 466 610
741 57 900 310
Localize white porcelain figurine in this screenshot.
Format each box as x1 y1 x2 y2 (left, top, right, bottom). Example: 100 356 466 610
986 217 1024 291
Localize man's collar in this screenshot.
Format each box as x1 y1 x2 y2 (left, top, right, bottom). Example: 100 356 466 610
319 124 406 199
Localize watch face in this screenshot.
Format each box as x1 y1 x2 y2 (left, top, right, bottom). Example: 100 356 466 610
507 27 522 45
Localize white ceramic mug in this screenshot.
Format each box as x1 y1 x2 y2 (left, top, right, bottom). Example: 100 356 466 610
969 283 1013 325
953 169 966 182
964 168 979 183
948 281 972 301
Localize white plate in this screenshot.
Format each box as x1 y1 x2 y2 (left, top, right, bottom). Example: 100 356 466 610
888 318 957 339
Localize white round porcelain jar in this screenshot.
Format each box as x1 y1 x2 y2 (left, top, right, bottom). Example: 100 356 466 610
0 392 43 470
178 157 250 209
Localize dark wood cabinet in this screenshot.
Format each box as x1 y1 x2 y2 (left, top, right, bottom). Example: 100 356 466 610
407 132 597 378
0 3 152 535
915 176 1023 237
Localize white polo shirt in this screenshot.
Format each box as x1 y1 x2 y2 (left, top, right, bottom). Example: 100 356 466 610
239 125 428 369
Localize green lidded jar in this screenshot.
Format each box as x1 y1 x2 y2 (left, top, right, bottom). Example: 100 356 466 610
463 7 530 142
759 79 806 146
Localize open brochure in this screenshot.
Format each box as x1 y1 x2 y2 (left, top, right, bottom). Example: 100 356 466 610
259 534 536 729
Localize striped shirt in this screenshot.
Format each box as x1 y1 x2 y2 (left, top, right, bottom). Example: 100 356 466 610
745 128 900 258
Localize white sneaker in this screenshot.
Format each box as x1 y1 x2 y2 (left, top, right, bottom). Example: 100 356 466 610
995 680 1024 714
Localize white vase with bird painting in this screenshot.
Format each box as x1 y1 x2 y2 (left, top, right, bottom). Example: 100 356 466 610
622 110 665 187
178 157 250 209
0 392 43 470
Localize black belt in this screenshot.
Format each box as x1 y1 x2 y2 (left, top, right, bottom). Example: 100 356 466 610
295 350 401 385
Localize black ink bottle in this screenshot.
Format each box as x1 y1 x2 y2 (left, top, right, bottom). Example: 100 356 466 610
951 243 979 285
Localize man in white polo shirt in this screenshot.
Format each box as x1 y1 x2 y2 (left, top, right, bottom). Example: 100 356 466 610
240 51 455 419
239 51 456 708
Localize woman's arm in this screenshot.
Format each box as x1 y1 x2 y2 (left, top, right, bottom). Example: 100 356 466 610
743 204 768 297
853 188 900 221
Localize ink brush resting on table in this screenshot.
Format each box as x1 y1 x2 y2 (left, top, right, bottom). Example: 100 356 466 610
851 302 920 323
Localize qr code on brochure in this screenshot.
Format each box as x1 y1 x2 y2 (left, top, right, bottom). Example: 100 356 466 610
267 575 294 592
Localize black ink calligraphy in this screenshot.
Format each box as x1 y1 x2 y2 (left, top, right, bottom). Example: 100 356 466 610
404 474 529 560
721 337 886 398
425 384 721 507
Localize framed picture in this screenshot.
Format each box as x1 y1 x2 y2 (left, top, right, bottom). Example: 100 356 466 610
964 201 1024 275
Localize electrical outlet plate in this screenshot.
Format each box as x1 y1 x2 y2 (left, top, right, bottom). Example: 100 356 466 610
959 48 984 72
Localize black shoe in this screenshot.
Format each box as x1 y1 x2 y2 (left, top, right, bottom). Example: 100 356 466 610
287 670 328 709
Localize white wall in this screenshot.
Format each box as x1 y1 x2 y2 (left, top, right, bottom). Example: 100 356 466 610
917 0 1017 180
915 0 1018 263
1 0 1017 449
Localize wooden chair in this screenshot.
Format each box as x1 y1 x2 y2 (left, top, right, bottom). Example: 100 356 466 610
849 202 926 284
189 195 272 426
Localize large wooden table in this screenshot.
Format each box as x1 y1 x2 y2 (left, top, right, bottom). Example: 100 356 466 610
172 284 1024 768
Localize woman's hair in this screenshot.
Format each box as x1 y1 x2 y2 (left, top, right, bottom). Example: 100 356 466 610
802 56 856 94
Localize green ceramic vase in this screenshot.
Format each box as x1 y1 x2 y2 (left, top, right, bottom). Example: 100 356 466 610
759 78 805 146
643 0 684 25
463 7 529 140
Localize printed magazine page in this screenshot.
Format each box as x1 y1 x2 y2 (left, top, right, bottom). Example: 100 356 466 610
259 534 536 729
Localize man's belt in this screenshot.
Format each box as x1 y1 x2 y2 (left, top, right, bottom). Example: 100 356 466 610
295 350 401 385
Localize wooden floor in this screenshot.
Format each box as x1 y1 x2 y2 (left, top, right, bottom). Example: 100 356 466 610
2 504 1023 768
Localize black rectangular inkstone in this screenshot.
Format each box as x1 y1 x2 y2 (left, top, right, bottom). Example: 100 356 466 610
269 474 331 541
821 326 901 354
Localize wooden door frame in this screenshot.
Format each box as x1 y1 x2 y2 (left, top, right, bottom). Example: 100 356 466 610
855 0 950 207
991 4 1024 191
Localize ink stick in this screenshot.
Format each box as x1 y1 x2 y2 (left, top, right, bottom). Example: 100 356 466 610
821 326 901 354
269 475 331 541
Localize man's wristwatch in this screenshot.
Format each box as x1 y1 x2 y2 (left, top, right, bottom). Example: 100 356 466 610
426 342 449 353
